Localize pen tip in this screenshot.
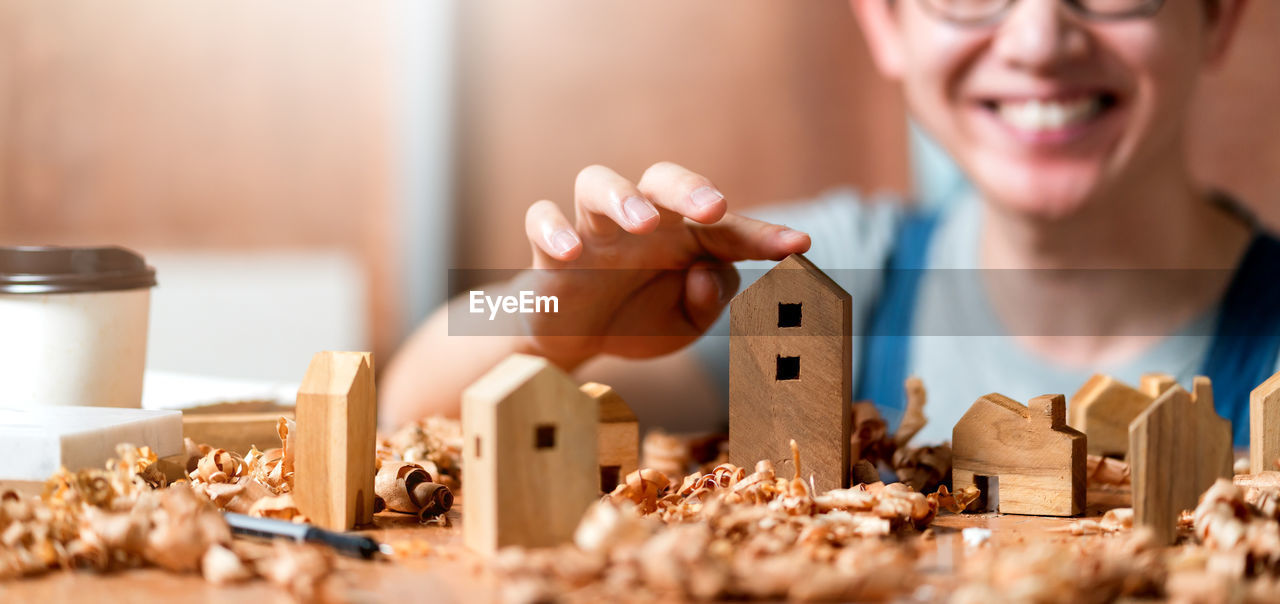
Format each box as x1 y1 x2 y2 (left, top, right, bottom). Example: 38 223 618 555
378 543 395 557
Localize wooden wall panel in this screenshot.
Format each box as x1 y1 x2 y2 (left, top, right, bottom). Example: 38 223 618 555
455 0 910 273
0 0 400 357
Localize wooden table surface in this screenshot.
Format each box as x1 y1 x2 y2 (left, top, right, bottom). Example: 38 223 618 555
0 482 1134 603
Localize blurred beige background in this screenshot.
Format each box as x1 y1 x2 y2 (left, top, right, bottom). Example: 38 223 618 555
1 0 1277 378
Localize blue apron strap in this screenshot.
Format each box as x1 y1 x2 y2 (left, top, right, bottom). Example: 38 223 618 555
1199 232 1280 447
853 213 940 429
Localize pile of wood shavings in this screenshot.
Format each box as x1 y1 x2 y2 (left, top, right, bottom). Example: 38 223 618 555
0 416 468 601
1192 479 1280 579
1086 454 1131 488
0 444 336 601
379 416 463 492
951 530 1167 603
639 378 957 495
185 418 304 521
184 416 456 524
852 377 954 492
609 440 976 527
953 478 1280 603
494 500 922 603
493 441 978 603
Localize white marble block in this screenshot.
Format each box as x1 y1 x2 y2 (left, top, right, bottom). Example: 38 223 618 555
0 406 183 480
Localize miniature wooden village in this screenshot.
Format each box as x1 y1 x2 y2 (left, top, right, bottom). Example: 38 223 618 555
7 253 1280 601
452 253 1271 555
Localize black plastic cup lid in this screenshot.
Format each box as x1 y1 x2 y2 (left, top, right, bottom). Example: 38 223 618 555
0 246 157 294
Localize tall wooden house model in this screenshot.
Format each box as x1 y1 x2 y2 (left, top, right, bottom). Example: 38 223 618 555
294 351 378 531
729 254 852 490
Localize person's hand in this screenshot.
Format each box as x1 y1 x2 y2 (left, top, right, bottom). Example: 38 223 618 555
520 162 811 367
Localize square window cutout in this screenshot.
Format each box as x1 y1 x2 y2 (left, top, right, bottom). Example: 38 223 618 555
776 356 800 380
600 465 621 492
778 303 802 328
535 424 557 449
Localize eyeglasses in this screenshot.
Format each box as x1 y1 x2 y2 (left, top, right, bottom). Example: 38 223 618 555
918 0 1166 27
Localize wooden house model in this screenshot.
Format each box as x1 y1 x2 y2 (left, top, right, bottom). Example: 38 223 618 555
953 393 1086 516
1252 370 1280 474
1068 373 1175 458
580 382 638 493
1130 380 1232 544
729 253 851 491
462 354 598 554
294 351 377 531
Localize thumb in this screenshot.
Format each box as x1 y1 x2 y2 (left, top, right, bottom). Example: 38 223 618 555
683 261 740 332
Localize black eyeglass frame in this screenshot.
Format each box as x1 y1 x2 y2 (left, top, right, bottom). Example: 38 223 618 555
917 0 1166 27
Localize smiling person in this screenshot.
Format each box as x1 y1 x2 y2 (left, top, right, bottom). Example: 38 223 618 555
382 0 1277 446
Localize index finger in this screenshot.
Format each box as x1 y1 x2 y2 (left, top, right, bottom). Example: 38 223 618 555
636 162 728 225
690 212 811 263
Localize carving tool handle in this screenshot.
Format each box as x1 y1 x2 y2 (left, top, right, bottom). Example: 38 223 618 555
224 512 388 559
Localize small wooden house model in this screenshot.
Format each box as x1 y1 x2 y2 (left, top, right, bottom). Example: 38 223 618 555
953 393 1086 516
1129 380 1232 544
581 382 638 493
1252 370 1280 474
1068 373 1174 458
462 354 598 554
729 254 851 490
294 351 377 531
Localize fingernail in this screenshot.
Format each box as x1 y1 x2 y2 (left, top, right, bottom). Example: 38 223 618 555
690 186 724 209
550 230 579 255
780 229 807 244
716 272 736 304
622 196 658 225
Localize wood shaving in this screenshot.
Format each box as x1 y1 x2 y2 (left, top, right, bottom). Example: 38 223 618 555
496 498 920 602
0 442 323 599
934 484 981 514
255 541 336 603
0 464 231 580
640 430 691 490
246 493 306 522
379 416 462 492
607 468 671 515
851 459 880 485
244 445 291 492
1054 507 1135 536
893 445 952 493
373 461 453 521
894 376 928 448
853 378 953 493
192 448 246 484
951 531 1166 603
1192 478 1280 577
278 416 296 479
497 443 961 602
1086 455 1131 487
201 543 253 584
186 438 302 520
850 401 891 464
182 438 209 472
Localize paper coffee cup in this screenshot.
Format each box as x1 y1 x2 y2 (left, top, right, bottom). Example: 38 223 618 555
0 246 157 408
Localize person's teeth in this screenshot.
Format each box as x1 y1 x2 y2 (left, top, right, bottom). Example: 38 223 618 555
996 97 1101 132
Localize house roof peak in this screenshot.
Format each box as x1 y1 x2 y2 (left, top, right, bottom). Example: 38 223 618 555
464 353 574 408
